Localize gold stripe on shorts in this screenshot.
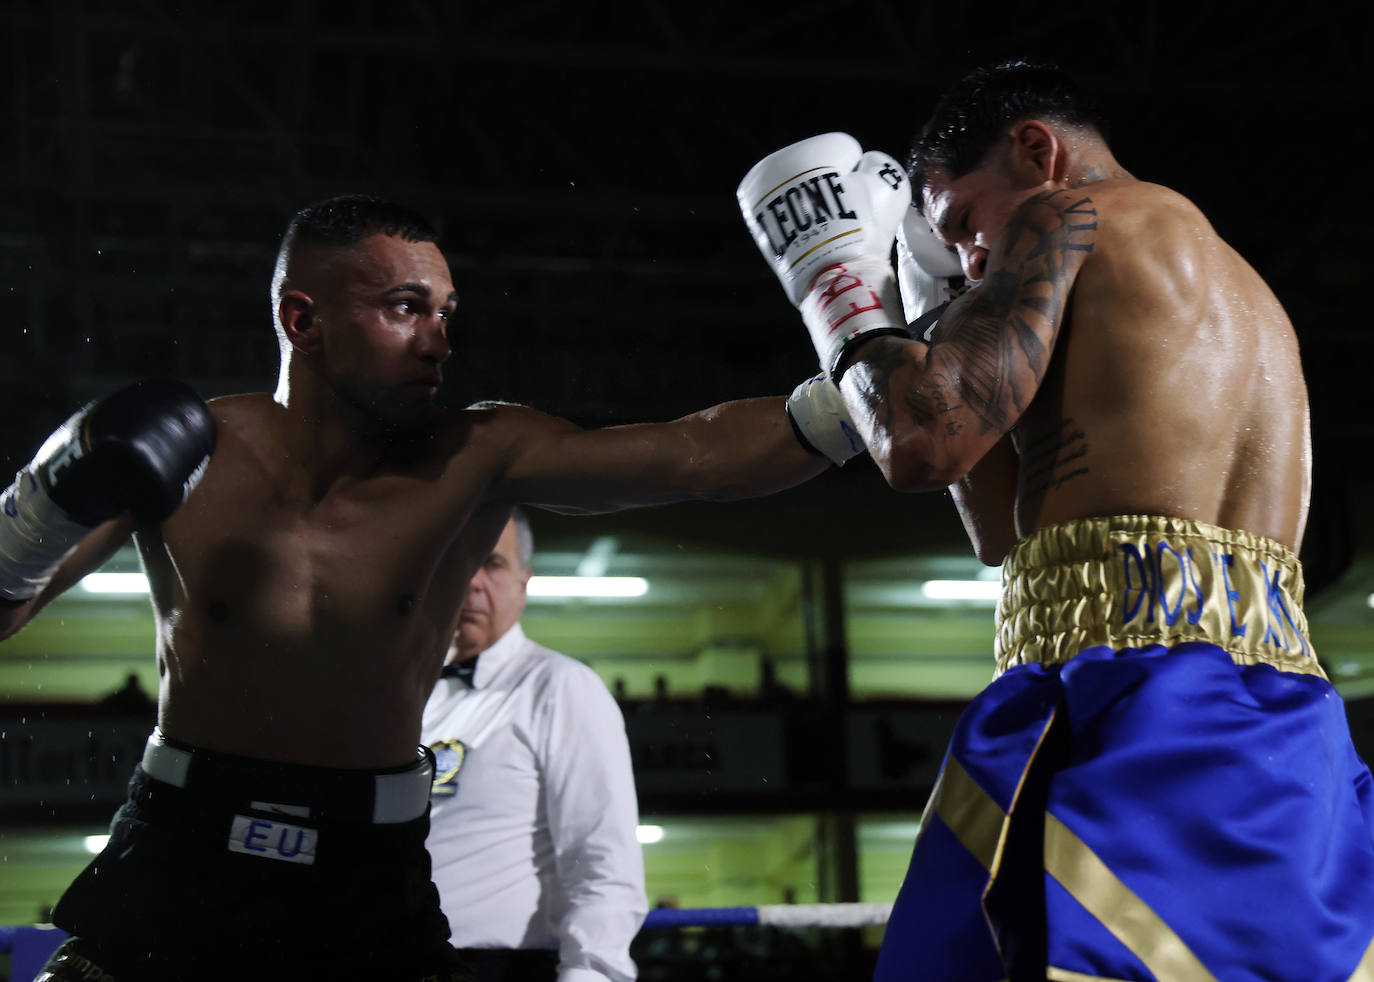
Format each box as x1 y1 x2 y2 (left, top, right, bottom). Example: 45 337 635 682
1348 932 1374 982
925 756 1215 979
1046 968 1139 982
927 756 1007 873
1044 813 1217 982
924 749 1228 981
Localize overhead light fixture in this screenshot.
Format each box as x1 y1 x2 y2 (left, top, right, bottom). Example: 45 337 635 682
920 579 1002 602
84 834 110 854
527 576 648 598
1367 593 1374 610
636 824 664 844
79 572 150 595
78 572 650 599
575 536 619 578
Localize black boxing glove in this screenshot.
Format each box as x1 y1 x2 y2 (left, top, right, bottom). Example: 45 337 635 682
37 378 217 525
0 379 216 601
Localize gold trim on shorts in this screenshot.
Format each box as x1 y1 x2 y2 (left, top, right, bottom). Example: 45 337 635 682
925 748 1218 982
1351 933 1374 982
1043 814 1218 981
995 515 1319 679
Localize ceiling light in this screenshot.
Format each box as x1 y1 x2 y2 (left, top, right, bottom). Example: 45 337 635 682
83 834 110 854
575 536 619 578
76 571 651 600
920 579 1002 602
527 576 648 598
79 572 150 595
636 824 664 844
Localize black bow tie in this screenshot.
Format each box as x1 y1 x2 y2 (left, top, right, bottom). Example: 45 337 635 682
440 656 479 687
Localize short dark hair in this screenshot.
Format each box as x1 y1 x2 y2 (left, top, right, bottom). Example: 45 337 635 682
280 194 438 255
909 60 1109 200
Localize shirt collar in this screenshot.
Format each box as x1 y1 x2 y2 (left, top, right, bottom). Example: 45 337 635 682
459 621 525 689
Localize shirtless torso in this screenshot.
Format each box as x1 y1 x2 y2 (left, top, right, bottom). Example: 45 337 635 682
1011 180 1308 548
844 121 1310 562
143 394 501 767
73 396 820 768
2 226 825 769
832 69 1367 982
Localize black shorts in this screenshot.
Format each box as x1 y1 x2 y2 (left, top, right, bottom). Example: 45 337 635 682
46 733 471 980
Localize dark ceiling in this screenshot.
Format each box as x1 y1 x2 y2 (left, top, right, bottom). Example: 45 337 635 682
1 1 1370 582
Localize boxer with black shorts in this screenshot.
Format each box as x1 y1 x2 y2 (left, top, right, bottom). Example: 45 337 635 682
740 61 1374 981
2 195 839 980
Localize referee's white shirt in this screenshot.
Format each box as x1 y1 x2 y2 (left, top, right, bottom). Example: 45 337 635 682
421 622 647 982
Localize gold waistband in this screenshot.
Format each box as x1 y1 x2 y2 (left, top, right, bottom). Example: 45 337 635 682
995 515 1320 678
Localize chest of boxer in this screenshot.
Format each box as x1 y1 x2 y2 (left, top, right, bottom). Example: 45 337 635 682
140 408 504 766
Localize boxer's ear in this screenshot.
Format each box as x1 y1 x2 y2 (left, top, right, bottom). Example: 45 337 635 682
1008 120 1062 186
279 291 323 354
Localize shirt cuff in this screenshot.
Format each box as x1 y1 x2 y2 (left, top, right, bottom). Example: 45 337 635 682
557 968 618 982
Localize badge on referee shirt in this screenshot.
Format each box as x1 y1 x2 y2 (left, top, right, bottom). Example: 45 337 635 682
428 738 468 797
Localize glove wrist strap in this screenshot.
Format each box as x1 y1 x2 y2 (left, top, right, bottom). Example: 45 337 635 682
785 377 864 466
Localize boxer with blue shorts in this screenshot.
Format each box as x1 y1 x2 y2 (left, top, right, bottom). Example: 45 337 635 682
877 517 1374 981
739 58 1371 978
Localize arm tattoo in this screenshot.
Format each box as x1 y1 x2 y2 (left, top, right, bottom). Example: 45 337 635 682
850 342 966 433
922 189 1096 435
843 190 1096 484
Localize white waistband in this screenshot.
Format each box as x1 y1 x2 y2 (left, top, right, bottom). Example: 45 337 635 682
140 730 432 825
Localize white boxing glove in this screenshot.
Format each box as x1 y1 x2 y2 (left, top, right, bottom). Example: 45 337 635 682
896 205 967 342
738 133 910 378
786 374 864 466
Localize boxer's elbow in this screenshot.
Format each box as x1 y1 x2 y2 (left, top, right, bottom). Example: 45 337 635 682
967 530 1013 567
881 457 963 494
876 430 969 493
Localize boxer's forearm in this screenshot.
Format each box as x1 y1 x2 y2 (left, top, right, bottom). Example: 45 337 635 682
841 190 1097 493
0 516 132 641
492 399 826 516
837 335 975 491
671 397 829 502
0 595 33 641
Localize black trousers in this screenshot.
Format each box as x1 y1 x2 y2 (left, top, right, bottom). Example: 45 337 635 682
46 762 468 980
451 948 559 982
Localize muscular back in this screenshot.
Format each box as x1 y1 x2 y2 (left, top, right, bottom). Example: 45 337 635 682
1011 181 1310 550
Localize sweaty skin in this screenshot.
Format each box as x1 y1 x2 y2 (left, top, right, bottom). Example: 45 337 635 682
1 234 826 768
841 121 1310 564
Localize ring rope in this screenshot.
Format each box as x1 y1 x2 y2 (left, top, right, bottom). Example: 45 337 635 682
642 902 892 929
0 903 894 956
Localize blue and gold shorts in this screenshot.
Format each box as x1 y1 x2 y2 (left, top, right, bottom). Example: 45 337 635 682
876 516 1374 982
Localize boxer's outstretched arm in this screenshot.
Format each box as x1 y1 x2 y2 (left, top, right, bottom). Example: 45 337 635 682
0 516 132 640
0 379 214 640
839 189 1096 492
485 398 828 515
